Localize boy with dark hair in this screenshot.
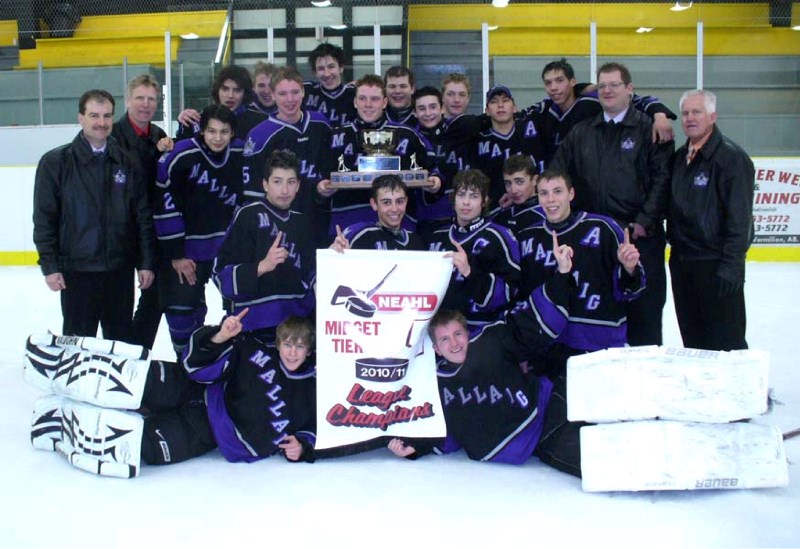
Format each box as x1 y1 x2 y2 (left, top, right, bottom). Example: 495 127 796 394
303 42 357 126
426 169 521 336
384 65 417 127
528 57 676 165
214 150 316 343
492 154 544 236
25 313 317 477
330 174 426 251
176 65 267 141
154 104 244 355
470 85 547 211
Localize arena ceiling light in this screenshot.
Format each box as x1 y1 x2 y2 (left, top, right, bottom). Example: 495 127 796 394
492 0 510 8
330 24 347 30
311 0 332 7
636 27 654 33
180 33 199 39
670 1 693 12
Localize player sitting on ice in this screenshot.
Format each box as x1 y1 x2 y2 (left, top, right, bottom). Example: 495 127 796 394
24 312 316 478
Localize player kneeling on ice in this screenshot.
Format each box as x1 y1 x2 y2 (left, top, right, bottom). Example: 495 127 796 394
24 311 316 478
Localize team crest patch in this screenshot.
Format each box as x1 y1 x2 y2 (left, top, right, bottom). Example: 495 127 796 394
243 137 256 156
621 137 635 151
694 172 709 187
113 170 127 185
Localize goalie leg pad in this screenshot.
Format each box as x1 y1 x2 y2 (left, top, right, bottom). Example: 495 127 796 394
567 346 770 423
57 399 144 479
24 335 150 409
31 395 65 451
580 420 789 492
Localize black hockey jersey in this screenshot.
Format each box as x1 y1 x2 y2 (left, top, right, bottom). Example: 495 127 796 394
184 327 316 463
213 201 316 336
303 81 357 127
426 217 521 335
518 211 645 352
154 137 243 261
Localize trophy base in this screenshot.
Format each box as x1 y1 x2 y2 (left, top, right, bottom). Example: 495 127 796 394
330 170 430 189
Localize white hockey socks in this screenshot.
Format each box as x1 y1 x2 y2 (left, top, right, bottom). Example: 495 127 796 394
24 334 150 410
31 395 143 479
567 346 770 423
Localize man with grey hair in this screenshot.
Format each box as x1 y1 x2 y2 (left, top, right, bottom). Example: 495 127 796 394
667 89 754 351
112 74 174 349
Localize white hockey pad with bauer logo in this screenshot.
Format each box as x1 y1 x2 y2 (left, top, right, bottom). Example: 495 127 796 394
567 346 770 423
24 334 150 410
580 420 789 492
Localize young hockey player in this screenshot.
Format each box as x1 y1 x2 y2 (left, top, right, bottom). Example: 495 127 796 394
25 313 317 478
491 154 545 237
517 169 644 376
425 169 521 336
154 105 243 355
387 263 584 476
213 150 316 342
330 174 426 252
303 43 357 126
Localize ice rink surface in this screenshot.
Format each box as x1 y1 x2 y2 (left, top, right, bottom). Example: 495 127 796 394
1 264 798 549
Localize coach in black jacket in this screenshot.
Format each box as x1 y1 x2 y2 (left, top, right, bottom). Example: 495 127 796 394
551 62 673 347
33 89 156 342
112 75 173 349
667 89 754 351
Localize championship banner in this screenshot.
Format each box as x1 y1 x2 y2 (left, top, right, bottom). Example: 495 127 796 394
752 158 800 245
315 249 452 451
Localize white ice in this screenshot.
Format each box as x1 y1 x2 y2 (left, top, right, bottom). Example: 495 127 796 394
1 264 798 548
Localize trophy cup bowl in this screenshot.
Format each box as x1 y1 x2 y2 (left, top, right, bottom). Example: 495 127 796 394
360 129 397 157
330 127 429 189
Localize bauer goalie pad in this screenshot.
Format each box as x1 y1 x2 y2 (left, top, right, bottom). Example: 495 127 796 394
31 395 143 479
580 421 789 492
567 346 770 423
24 334 150 410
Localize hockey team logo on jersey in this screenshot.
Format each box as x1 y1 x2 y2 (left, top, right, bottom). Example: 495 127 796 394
694 172 709 187
243 137 256 156
113 170 127 185
621 137 636 151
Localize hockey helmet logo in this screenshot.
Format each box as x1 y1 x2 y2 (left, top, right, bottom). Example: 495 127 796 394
330 265 397 318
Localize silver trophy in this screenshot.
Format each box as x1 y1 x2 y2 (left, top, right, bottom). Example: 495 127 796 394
330 128 429 189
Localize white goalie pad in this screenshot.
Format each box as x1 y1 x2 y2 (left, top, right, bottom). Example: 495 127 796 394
567 346 770 423
31 394 65 452
56 398 143 479
24 334 150 410
580 421 789 492
27 333 149 360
